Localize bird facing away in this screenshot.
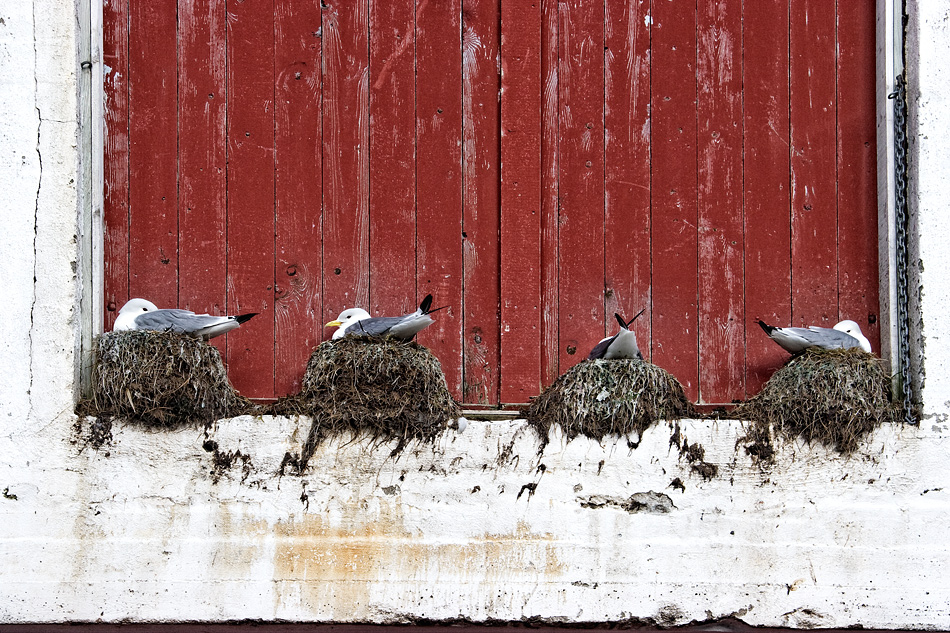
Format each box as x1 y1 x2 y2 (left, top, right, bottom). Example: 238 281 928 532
113 298 258 341
756 318 872 354
325 294 443 341
588 309 646 360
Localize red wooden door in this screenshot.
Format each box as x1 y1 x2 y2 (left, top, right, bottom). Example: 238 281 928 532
104 0 879 406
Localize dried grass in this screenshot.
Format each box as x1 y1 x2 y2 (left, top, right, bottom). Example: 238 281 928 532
734 347 898 458
75 330 256 429
522 359 696 451
272 336 460 473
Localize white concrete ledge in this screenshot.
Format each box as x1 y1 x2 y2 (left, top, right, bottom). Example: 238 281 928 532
2 415 948 627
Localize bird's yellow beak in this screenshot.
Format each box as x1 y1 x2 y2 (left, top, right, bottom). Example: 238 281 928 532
325 320 342 327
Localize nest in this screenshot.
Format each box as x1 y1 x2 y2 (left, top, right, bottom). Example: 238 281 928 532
522 359 696 450
734 348 898 457
273 336 460 472
75 330 255 429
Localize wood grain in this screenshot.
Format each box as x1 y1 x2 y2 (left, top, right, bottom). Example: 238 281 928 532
275 0 323 394
225 0 277 397
742 0 792 395
500 0 542 403
651 0 699 400
102 0 129 329
697 0 743 404
416 0 464 399
462 1 501 404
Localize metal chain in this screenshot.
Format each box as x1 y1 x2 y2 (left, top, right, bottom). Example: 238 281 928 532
889 74 917 425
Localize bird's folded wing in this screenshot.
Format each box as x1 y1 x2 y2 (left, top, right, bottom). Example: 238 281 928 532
135 310 229 333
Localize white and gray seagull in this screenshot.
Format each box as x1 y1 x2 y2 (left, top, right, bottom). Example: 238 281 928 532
588 309 646 360
756 318 872 354
325 294 443 341
113 298 258 340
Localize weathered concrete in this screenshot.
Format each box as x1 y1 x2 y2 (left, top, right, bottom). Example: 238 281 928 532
908 2 950 419
0 0 81 423
2 416 950 627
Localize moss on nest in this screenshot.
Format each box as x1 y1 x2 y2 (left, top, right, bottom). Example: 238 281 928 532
734 347 898 457
522 358 696 451
75 330 256 429
273 336 460 473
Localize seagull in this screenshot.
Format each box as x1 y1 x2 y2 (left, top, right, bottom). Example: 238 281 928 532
588 309 646 360
756 319 872 354
325 294 443 341
113 298 258 340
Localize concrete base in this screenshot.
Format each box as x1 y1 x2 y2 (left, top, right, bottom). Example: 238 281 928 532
2 415 948 627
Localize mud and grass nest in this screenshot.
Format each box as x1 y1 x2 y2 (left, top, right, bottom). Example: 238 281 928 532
734 348 898 458
522 359 696 451
75 330 256 430
273 336 460 472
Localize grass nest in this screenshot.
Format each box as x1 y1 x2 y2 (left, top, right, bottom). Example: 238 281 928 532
75 330 256 429
734 348 898 457
272 336 460 472
522 358 697 451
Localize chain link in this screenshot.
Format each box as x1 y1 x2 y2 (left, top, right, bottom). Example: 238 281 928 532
889 74 917 425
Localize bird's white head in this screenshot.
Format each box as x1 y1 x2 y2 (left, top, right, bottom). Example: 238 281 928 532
113 298 159 331
833 319 872 353
118 298 159 314
325 307 371 339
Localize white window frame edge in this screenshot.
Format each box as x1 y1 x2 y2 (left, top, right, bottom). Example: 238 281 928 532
877 0 901 381
75 1 903 397
78 0 104 397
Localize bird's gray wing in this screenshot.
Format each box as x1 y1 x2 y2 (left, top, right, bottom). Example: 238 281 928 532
348 315 406 336
802 326 861 350
134 309 226 334
588 335 617 359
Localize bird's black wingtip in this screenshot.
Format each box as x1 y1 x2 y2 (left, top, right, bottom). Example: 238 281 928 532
614 313 627 329
235 313 258 324
419 294 434 313
755 319 775 335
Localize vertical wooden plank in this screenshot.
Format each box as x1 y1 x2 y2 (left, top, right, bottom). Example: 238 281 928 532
275 0 323 395
127 1 177 306
789 0 837 328
837 2 880 353
226 0 277 398
651 0 699 400
179 0 227 355
416 0 464 400
500 0 542 403
697 0 743 404
102 0 129 329
462 0 501 405
604 0 651 358
743 0 792 395
555 0 605 374
322 0 370 328
368 0 416 318
540 0 560 386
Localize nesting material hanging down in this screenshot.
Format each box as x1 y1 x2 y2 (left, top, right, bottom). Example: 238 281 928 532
522 358 696 450
273 336 460 471
734 348 898 456
76 330 255 429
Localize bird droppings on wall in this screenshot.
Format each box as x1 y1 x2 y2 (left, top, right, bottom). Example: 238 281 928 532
202 439 253 484
669 423 719 480
521 358 696 454
734 348 898 457
72 415 113 452
75 330 256 429
272 336 461 474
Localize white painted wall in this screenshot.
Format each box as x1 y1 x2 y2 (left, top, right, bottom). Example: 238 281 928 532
907 2 950 420
2 0 950 628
